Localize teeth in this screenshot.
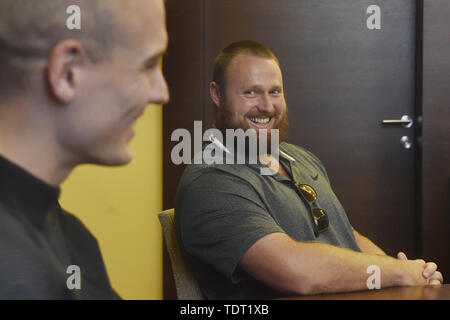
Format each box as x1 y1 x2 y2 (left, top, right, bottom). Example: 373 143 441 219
249 117 270 124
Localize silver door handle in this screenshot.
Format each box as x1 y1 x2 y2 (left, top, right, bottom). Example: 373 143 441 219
382 115 413 128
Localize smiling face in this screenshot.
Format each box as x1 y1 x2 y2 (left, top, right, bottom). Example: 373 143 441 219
56 0 169 167
213 54 288 146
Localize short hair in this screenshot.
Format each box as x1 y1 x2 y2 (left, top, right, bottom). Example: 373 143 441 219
0 0 124 98
212 40 280 96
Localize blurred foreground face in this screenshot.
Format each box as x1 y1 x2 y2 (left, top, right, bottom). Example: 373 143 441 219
59 0 169 167
216 54 288 147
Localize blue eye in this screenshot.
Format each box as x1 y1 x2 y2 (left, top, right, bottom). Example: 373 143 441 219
271 89 282 95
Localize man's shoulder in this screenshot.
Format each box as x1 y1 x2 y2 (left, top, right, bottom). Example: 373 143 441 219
176 162 263 211
0 211 65 299
0 205 38 253
58 208 93 236
0 244 69 299
280 142 319 160
280 142 327 168
57 207 101 250
181 162 256 187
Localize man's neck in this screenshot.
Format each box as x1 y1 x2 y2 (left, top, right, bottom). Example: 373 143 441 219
0 102 73 187
0 146 72 187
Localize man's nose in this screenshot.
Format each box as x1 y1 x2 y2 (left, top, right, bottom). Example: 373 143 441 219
149 68 170 105
257 93 275 113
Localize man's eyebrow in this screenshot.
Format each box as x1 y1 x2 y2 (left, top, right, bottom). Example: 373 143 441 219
241 84 262 90
142 49 167 69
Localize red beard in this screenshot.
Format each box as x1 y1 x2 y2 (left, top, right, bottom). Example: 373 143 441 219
215 104 289 154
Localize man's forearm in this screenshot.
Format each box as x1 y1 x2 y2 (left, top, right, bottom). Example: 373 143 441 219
240 233 427 297
290 241 424 295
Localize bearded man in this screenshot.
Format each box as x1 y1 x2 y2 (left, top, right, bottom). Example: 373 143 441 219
174 40 442 300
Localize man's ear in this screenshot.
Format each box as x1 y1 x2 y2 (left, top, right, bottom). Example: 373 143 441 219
47 39 85 104
209 81 222 108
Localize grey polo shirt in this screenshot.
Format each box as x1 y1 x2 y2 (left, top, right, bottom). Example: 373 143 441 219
175 142 361 299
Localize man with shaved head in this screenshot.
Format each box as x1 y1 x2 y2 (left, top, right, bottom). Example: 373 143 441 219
0 0 169 299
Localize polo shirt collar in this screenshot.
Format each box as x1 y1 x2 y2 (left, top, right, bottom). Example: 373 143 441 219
204 136 299 181
0 154 60 228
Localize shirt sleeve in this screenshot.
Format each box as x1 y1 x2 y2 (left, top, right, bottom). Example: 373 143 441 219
176 168 284 284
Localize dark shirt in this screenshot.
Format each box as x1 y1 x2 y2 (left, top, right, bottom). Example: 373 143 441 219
175 142 361 299
0 155 118 299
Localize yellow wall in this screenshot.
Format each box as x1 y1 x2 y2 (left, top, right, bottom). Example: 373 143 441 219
60 105 163 300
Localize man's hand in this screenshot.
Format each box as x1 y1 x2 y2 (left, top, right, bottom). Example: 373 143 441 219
397 251 443 285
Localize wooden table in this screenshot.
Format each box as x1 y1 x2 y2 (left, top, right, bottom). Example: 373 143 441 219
277 284 450 300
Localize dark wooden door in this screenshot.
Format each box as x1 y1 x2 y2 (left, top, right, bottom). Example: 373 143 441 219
163 1 449 297
420 0 450 280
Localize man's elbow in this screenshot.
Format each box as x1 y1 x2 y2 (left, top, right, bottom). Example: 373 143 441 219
292 273 318 296
288 273 329 296
274 262 316 296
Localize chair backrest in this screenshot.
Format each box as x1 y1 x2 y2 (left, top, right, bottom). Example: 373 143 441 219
158 209 204 300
